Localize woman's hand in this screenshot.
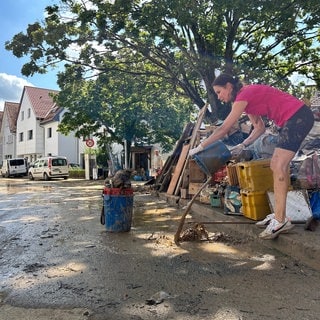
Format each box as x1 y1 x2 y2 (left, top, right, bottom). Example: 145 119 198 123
189 144 204 156
230 143 245 157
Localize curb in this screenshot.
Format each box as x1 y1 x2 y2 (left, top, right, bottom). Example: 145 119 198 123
160 193 320 272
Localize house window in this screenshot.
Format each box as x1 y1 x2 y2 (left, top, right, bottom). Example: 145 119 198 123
21 111 24 121
27 108 31 118
47 127 52 138
28 130 33 140
19 132 24 142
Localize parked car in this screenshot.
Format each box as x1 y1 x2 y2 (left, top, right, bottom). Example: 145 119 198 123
69 163 81 169
1 158 28 178
28 156 69 180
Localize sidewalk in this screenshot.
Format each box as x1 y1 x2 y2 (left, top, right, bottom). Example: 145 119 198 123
161 192 320 272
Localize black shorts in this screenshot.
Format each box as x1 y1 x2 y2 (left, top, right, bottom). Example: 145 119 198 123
277 105 314 152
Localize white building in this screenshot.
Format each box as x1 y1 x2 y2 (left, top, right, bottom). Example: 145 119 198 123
1 85 164 174
11 86 81 165
0 102 19 163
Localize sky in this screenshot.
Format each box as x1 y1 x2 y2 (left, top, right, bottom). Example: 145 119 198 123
0 1 315 113
0 0 59 111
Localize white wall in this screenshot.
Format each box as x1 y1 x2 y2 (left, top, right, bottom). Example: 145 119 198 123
16 94 44 158
58 132 79 163
43 120 79 163
1 111 16 160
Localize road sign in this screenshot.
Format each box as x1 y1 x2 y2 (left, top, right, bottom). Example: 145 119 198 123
86 138 95 147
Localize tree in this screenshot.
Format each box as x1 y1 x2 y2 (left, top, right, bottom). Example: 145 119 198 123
6 0 320 135
56 61 195 153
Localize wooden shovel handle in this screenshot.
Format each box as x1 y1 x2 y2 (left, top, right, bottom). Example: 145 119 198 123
174 176 212 244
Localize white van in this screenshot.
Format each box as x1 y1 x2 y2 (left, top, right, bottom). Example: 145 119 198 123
1 158 28 177
28 156 69 180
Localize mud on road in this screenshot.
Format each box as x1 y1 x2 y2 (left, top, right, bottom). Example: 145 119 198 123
0 178 320 320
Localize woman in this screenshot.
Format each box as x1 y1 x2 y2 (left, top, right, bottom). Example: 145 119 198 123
190 73 314 239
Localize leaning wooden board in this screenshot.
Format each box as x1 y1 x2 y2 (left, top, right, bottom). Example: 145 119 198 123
167 143 190 195
174 103 209 196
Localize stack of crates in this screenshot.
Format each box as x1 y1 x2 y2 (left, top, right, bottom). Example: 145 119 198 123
236 159 273 220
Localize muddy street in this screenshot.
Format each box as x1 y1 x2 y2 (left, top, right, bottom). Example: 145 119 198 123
0 178 320 320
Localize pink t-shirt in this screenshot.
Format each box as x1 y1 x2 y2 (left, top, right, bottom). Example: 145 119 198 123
235 84 304 127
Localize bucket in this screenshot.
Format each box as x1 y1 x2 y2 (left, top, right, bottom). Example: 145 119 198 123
193 141 231 176
102 187 134 232
210 194 221 207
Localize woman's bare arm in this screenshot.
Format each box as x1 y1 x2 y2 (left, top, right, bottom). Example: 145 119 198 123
201 101 248 148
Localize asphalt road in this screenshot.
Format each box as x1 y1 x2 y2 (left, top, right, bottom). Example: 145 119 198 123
0 178 320 320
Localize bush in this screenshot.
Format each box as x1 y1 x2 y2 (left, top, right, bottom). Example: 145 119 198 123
69 169 85 179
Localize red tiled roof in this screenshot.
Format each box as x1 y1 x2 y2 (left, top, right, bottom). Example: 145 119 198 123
4 101 20 133
23 86 59 119
41 103 63 124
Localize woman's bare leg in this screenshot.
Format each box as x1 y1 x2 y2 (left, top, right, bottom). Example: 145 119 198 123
270 148 295 223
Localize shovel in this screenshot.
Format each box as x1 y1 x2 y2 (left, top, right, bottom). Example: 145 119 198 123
174 141 232 244
174 176 212 244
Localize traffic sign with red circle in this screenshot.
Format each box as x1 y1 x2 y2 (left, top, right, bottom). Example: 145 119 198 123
86 139 95 147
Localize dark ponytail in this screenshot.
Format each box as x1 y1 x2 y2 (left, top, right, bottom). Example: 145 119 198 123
212 73 243 101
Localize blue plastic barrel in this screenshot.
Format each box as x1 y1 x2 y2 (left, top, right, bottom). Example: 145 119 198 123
103 188 134 232
193 140 231 176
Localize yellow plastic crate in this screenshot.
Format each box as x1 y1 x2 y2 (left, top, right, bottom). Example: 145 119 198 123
240 189 271 221
236 159 273 191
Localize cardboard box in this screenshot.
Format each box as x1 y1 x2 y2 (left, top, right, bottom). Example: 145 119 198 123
189 159 206 182
188 182 203 195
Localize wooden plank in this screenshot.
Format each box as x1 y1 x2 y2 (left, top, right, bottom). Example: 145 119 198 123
189 103 209 149
174 103 209 195
157 122 194 192
167 143 190 195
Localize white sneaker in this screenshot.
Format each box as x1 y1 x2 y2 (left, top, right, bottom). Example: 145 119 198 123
255 213 275 228
259 218 294 240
